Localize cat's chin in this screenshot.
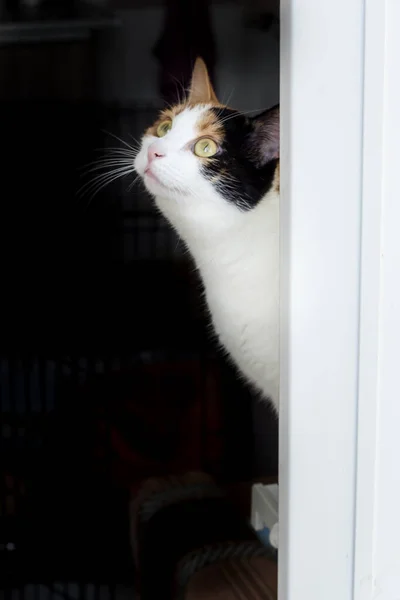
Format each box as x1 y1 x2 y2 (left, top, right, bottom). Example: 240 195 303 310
144 169 165 190
142 177 166 199
143 171 180 197
143 177 189 202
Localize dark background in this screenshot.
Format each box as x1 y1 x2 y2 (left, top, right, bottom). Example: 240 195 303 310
0 0 279 593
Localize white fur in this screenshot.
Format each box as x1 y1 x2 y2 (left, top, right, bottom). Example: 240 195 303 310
134 105 279 410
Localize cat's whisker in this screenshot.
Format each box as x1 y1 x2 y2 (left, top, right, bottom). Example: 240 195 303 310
102 150 137 160
218 107 267 125
77 165 134 201
80 157 126 170
79 143 137 174
79 165 130 188
168 72 188 105
161 98 175 112
95 146 137 155
82 156 133 172
101 129 138 153
128 134 141 146
82 160 134 176
219 87 235 109
225 88 235 107
81 171 134 204
92 156 134 164
84 156 134 166
126 173 142 192
85 165 134 186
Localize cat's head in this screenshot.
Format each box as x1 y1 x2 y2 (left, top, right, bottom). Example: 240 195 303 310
134 58 279 234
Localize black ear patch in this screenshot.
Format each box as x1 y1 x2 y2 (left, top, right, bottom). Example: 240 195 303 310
248 105 279 167
201 105 280 211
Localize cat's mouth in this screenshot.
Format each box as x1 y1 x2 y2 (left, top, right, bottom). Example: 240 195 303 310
144 166 176 192
144 166 163 185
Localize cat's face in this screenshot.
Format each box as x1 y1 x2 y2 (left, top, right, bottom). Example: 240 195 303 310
134 58 279 229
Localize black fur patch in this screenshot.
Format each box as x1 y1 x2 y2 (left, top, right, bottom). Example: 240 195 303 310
201 107 278 211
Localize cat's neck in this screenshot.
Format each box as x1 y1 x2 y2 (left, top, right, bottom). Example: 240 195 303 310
155 187 280 408
157 189 279 272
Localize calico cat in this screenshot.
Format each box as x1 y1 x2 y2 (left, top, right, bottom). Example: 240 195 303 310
134 58 280 410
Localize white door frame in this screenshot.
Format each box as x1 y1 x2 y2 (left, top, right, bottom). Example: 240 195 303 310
279 1 400 598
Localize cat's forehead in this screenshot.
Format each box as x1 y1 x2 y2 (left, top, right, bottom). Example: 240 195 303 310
145 103 240 144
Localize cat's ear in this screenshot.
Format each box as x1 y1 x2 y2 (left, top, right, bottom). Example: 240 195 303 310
250 105 280 165
188 57 219 104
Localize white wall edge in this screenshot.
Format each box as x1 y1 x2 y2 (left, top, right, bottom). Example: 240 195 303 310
371 0 400 596
279 0 365 598
353 1 386 598
280 1 400 598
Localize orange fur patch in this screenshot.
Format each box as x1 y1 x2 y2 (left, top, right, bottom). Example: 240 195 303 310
145 104 187 137
273 161 280 193
195 109 224 145
145 100 228 141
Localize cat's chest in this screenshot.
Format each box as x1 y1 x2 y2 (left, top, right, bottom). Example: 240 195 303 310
200 254 279 357
201 259 279 404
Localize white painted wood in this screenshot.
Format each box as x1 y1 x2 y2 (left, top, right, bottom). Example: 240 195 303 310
353 1 386 598
279 0 365 598
280 1 400 598
368 1 400 597
354 2 400 596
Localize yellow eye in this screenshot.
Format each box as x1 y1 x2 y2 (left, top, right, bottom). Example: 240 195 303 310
194 138 218 158
156 120 172 137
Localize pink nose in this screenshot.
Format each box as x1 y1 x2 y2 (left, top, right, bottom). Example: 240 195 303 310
147 144 165 164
